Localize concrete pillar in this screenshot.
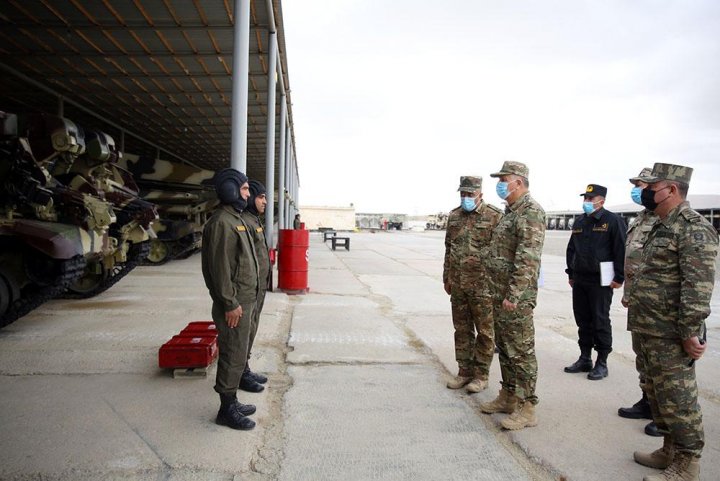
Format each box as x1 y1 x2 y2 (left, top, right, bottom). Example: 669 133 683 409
264 31 278 245
231 0 250 172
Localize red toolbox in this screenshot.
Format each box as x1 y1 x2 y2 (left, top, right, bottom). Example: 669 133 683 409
178 321 217 338
158 335 218 369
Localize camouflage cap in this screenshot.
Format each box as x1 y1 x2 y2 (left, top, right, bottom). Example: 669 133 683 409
489 160 529 179
457 176 482 192
629 167 652 184
639 162 693 184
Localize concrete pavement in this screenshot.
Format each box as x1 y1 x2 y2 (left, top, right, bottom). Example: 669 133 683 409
1 229 718 480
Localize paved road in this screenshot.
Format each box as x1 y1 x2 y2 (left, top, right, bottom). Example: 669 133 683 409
1 229 718 480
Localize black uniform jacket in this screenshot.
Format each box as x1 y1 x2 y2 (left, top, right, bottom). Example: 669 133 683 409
566 207 627 284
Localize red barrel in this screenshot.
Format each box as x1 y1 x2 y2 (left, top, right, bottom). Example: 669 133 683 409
278 229 309 291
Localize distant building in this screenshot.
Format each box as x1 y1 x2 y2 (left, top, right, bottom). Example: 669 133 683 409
299 205 356 231
546 195 720 231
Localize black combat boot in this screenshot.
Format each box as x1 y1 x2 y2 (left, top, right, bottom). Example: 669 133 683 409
245 363 268 384
645 421 663 437
216 393 256 430
239 370 265 393
587 351 609 380
564 347 593 373
618 391 652 419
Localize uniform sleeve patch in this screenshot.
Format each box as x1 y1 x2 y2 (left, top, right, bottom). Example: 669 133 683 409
693 232 704 242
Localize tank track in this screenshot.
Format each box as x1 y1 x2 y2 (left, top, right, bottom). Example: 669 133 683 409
62 241 150 299
0 255 87 328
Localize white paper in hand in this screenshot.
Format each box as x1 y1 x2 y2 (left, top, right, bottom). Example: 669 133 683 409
600 262 614 286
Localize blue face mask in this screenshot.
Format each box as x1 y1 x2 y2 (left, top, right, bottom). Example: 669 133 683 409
582 201 596 215
631 186 642 205
461 197 477 212
496 182 510 200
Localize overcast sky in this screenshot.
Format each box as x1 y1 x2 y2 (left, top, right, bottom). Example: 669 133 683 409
282 0 720 214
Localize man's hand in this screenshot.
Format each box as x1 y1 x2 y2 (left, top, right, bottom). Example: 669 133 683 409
444 281 451 295
502 299 517 311
610 280 622 289
225 305 243 328
621 298 628 308
568 279 574 288
682 336 706 360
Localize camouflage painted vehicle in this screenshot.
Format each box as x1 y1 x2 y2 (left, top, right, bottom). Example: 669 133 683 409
44 125 157 298
0 112 113 326
120 153 217 264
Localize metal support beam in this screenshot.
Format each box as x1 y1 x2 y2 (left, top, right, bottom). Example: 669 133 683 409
0 62 202 169
264 31 278 246
230 0 250 172
277 101 287 231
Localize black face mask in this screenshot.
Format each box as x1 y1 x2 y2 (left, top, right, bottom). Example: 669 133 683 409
640 186 669 211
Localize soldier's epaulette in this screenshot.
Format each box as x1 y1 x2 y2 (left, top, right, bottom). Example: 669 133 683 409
236 225 247 232
256 227 263 233
486 203 504 215
680 208 703 223
449 206 462 214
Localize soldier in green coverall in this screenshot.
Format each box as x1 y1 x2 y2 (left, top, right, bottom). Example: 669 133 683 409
201 168 260 431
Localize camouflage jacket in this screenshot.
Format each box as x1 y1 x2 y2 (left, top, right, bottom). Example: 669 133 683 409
240 210 271 291
484 192 546 306
627 202 718 339
443 201 504 287
201 205 259 310
622 209 657 304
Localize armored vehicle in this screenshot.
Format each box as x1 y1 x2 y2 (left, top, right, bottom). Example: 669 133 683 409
0 112 105 325
120 153 217 264
42 124 157 297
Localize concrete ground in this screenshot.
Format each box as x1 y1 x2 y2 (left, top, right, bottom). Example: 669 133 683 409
1 230 718 480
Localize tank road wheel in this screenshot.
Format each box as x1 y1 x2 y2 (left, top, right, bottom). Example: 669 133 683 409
67 260 108 296
146 239 170 265
0 273 13 320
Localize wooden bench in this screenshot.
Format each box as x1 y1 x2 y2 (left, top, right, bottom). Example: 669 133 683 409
323 231 337 242
331 236 350 251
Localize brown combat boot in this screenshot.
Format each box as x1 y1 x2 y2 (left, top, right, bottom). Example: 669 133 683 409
466 377 488 393
501 401 538 430
642 452 699 481
480 389 518 414
446 368 473 389
634 436 674 469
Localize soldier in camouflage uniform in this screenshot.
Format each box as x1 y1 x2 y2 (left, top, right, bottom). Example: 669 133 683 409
443 176 504 393
617 168 661 437
201 168 259 431
238 180 271 393
628 163 718 481
479 161 546 431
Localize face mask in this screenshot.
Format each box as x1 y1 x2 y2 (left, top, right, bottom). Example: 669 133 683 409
582 201 596 215
630 186 642 205
640 186 670 211
461 197 477 212
496 181 511 200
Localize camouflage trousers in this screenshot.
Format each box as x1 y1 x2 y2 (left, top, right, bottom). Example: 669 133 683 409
493 301 538 405
211 301 256 395
450 287 494 378
637 334 704 456
631 331 647 385
247 288 267 362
